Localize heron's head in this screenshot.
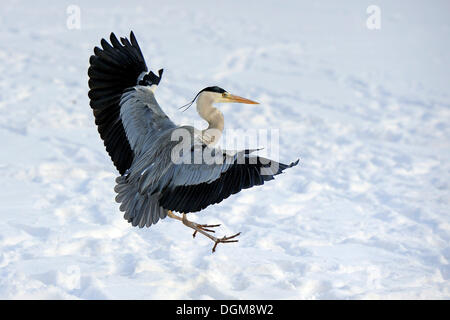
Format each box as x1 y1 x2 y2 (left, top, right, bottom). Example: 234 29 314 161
198 86 259 105
180 86 258 112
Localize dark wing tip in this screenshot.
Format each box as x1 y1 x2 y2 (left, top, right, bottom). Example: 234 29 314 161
274 158 299 175
290 159 300 167
109 32 121 48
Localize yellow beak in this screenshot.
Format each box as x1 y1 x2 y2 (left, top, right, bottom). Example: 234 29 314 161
225 94 259 104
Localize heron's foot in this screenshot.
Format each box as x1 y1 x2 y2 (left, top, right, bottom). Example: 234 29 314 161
167 211 240 253
192 223 221 238
211 232 241 253
181 214 240 253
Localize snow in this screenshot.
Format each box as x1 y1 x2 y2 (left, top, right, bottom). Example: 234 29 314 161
0 0 449 299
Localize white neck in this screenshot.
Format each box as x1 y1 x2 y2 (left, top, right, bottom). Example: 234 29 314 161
196 93 224 145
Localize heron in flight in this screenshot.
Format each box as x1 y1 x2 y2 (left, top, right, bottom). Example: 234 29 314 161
88 32 298 252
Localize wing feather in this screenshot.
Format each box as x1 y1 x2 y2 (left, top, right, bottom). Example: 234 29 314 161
88 32 149 174
155 147 299 213
118 86 176 157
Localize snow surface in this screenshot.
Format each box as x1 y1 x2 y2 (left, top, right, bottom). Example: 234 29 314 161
0 0 449 299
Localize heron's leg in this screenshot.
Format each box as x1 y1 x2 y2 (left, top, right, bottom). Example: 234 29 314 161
167 210 183 221
167 210 220 234
167 210 240 252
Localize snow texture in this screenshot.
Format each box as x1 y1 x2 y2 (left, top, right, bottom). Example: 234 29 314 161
0 0 449 299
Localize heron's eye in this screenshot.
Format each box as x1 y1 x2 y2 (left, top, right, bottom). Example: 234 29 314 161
222 93 228 97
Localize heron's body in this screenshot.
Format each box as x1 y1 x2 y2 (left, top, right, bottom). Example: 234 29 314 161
88 32 298 251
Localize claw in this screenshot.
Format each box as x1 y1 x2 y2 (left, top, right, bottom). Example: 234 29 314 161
212 232 241 253
193 223 221 237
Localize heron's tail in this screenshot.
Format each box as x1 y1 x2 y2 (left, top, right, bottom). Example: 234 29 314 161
114 175 168 228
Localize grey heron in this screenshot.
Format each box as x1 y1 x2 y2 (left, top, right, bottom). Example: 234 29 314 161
88 32 298 252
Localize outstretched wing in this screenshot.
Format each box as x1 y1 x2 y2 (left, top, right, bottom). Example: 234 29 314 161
134 145 299 214
88 31 170 174
159 153 299 213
